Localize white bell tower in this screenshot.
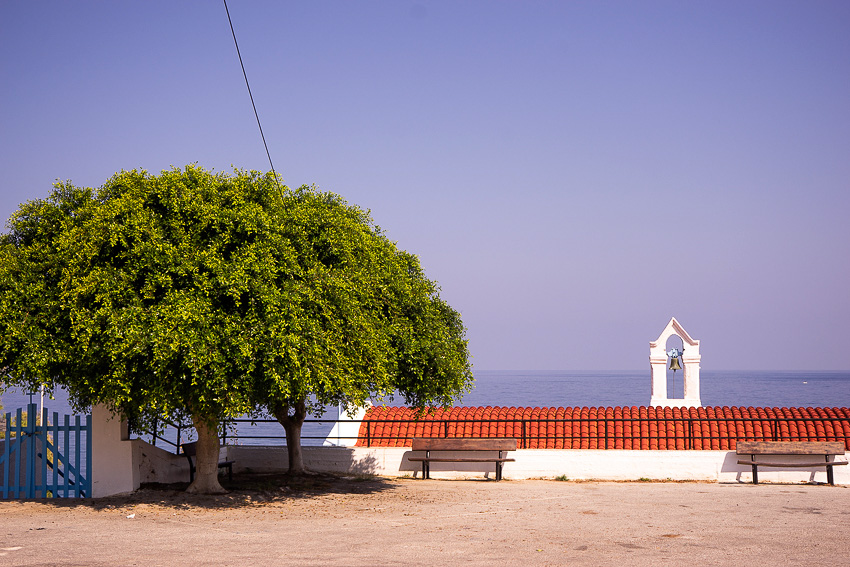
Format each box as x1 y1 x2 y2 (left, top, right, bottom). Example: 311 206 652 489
649 317 701 408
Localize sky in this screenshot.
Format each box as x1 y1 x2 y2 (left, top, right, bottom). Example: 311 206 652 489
1 1 849 372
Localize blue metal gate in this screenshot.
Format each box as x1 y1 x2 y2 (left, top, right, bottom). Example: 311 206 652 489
1 403 92 498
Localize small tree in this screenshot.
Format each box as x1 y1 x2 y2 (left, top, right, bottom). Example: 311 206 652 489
242 190 472 473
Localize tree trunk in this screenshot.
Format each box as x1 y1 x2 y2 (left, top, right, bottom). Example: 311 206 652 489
186 415 227 494
272 400 307 475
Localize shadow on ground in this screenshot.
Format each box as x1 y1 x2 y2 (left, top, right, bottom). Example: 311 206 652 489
17 472 398 511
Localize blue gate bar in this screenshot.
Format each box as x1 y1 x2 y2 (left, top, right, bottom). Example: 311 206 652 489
2 411 11 498
14 408 23 497
85 413 92 497
26 405 35 498
63 414 70 497
52 411 60 496
75 415 81 496
40 408 48 497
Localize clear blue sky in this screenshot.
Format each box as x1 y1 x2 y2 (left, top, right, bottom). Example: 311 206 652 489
2 1 848 371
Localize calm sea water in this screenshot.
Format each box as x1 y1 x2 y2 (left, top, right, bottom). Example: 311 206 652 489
458 370 850 409
3 370 849 446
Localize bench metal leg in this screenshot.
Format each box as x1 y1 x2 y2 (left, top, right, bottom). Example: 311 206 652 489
827 464 834 486
751 463 759 485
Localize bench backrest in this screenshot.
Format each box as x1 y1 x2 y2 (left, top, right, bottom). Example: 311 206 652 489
412 438 517 452
181 441 198 457
736 441 846 456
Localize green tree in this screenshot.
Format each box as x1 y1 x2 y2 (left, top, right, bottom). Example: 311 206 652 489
242 190 473 473
0 166 472 490
1 167 263 493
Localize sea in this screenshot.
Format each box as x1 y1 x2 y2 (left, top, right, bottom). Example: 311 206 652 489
3 370 849 447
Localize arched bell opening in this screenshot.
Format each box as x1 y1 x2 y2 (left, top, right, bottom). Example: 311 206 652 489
649 317 701 408
664 334 685 399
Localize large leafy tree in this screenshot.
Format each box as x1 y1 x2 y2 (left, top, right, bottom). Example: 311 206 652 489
245 190 472 473
0 166 472 491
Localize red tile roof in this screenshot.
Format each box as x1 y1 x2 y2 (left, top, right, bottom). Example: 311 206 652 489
354 406 850 450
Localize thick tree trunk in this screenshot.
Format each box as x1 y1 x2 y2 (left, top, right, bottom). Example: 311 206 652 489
186 415 227 494
272 400 307 475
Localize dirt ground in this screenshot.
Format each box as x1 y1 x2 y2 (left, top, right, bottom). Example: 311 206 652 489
1 473 848 566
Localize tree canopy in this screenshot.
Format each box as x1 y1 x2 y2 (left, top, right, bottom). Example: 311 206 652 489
0 166 473 491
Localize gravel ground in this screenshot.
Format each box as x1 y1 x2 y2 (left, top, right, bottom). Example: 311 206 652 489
1 474 848 566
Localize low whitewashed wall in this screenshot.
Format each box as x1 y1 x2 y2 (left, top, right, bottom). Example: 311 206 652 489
90 406 237 495
88 402 850 495
135 440 191 485
225 445 850 485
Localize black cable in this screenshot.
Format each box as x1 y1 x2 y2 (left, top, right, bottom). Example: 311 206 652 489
223 0 282 190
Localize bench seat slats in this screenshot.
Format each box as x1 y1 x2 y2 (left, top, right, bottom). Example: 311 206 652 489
736 441 846 456
737 460 848 468
408 457 516 463
412 438 517 452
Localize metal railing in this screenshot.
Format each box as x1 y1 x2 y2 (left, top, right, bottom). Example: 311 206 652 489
131 416 338 454
130 415 186 453
353 416 850 449
132 415 850 453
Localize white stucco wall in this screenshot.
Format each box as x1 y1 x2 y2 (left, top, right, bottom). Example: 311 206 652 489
89 438 849 497
89 402 848 496
135 440 191 484
90 405 203 495
324 404 370 447
90 404 140 497
225 445 849 485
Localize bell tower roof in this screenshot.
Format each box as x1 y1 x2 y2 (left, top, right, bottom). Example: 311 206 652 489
650 317 700 351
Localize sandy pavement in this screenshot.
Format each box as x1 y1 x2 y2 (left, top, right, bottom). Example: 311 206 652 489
1 474 848 566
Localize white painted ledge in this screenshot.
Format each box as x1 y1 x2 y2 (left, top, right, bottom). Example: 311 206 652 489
226 445 849 485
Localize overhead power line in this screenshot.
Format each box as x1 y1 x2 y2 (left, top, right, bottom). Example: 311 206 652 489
223 0 281 188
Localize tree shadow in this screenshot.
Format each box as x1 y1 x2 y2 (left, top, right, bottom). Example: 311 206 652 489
13 471 399 511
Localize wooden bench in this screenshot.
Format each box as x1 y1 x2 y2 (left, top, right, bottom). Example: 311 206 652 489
180 442 235 483
408 438 516 481
736 441 847 485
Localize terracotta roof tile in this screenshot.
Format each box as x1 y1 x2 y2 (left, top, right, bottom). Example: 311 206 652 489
353 406 850 450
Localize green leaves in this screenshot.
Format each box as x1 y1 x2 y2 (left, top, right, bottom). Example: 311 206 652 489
0 165 473 432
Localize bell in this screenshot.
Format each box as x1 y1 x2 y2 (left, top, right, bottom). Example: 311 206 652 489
669 356 682 372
